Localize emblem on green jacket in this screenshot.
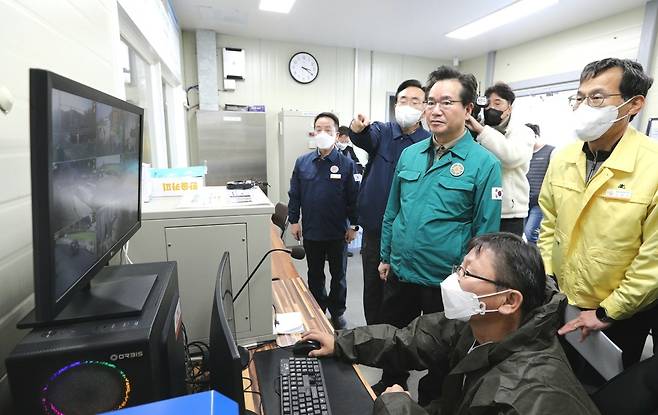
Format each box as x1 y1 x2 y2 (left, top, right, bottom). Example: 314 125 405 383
450 163 464 177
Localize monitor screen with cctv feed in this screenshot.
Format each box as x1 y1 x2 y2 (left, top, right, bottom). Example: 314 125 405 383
50 88 141 300
30 68 144 322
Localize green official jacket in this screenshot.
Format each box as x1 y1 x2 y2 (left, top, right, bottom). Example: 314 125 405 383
380 130 502 286
333 287 601 415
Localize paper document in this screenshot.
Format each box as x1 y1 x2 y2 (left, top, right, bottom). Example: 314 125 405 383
177 190 221 208
564 304 624 380
227 189 253 203
274 312 305 334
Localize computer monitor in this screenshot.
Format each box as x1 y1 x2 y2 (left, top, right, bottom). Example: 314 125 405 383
209 252 249 414
26 69 145 326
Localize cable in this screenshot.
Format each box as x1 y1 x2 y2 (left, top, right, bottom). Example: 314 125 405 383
242 376 253 391
273 375 281 397
122 241 133 264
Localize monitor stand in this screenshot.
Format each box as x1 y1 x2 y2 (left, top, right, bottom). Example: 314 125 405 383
18 269 157 329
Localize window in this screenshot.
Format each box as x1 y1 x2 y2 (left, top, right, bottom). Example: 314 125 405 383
121 39 155 165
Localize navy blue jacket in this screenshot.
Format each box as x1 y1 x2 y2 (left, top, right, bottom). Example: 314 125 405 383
349 121 429 233
288 148 359 241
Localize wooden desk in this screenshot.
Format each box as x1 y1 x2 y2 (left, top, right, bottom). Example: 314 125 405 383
270 223 299 280
242 224 375 413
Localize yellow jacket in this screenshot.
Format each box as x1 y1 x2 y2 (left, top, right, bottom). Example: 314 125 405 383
538 126 658 320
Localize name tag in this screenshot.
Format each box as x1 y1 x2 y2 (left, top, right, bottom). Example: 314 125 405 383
604 188 632 200
353 174 362 182
330 173 341 179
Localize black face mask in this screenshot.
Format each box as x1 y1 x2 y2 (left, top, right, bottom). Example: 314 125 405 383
484 108 504 126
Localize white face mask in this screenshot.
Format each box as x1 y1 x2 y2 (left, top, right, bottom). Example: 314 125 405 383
315 131 336 150
440 273 510 322
571 98 633 142
395 105 423 129
335 141 348 151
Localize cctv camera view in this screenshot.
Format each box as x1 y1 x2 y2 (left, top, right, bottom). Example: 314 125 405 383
51 88 140 301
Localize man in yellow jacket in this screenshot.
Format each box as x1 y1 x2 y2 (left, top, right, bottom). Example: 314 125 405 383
539 57 658 368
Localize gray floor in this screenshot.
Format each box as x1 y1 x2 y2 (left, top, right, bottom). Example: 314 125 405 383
291 245 654 403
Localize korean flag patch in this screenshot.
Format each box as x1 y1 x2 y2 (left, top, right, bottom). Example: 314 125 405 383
492 187 503 200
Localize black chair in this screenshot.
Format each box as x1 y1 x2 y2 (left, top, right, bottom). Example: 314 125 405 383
591 355 658 415
271 202 289 237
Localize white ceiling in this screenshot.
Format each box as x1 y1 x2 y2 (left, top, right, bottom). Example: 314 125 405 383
171 0 648 60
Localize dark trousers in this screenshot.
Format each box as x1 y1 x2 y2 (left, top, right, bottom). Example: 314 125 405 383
361 230 384 325
603 303 658 367
500 217 525 236
591 355 658 415
379 272 445 405
303 239 347 317
562 303 658 389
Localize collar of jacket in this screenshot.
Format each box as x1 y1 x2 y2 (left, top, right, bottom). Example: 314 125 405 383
421 129 473 160
564 126 641 173
392 121 430 142
449 283 565 376
314 147 340 163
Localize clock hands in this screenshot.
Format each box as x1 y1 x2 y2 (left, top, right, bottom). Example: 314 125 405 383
301 66 314 75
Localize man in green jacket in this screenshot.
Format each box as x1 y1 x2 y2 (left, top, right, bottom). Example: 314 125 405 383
303 233 600 415
374 66 502 397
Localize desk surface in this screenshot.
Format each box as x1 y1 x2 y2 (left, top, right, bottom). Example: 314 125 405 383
241 224 374 413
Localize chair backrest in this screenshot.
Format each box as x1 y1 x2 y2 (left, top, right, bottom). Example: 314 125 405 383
591 355 658 415
271 202 289 237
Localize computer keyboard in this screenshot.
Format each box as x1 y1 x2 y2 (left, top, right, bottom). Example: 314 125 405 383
279 357 332 415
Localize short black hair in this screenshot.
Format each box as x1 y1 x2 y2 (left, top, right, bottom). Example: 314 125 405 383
466 232 546 316
525 123 540 136
425 66 477 107
485 82 516 105
338 126 350 137
396 79 424 98
580 58 653 121
314 112 339 130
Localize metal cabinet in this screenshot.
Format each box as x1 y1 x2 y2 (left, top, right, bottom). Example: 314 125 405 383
127 187 275 345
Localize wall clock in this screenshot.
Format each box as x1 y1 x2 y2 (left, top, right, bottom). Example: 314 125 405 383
289 52 319 84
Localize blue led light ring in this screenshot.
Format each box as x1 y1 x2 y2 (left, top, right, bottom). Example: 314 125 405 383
40 360 131 414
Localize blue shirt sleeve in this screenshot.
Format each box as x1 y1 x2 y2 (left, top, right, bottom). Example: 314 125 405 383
380 151 404 263
472 159 502 235
345 159 359 225
288 158 302 224
349 122 383 156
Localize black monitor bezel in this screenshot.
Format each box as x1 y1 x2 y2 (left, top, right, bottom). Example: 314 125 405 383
30 68 144 323
210 252 245 412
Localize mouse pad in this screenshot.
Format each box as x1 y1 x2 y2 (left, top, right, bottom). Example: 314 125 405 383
253 346 374 415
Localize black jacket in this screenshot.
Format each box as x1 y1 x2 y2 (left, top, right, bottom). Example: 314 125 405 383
334 287 600 415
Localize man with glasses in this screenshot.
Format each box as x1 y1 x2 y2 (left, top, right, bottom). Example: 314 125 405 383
465 82 535 236
301 233 599 415
539 58 658 370
373 66 502 399
348 80 429 330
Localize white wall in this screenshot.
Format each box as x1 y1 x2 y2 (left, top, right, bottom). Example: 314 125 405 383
182 32 448 201
0 0 123 406
460 6 658 134
493 7 644 84
461 54 488 88
0 1 184 410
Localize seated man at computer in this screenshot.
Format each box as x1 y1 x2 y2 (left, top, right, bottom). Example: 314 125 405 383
302 233 600 415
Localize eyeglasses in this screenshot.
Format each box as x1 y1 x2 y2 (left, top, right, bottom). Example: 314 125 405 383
398 98 424 107
568 93 623 109
452 265 514 289
424 99 463 110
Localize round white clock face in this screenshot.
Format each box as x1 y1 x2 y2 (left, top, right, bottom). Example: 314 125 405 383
289 52 319 84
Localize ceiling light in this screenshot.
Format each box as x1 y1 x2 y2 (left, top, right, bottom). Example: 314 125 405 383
259 0 296 14
446 0 559 40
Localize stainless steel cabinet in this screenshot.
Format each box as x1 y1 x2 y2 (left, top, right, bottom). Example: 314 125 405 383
197 111 267 187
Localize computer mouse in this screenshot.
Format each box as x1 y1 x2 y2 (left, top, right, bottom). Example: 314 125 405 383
292 339 322 356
